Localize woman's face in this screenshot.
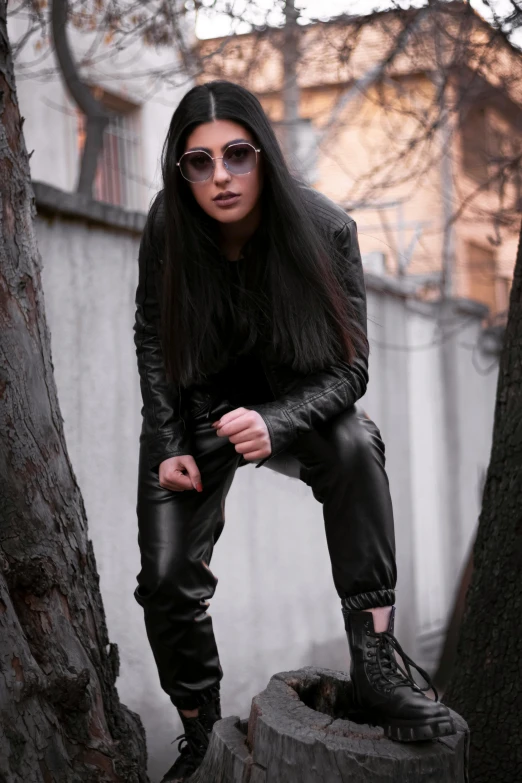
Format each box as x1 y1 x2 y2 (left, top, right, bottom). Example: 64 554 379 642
182 119 263 225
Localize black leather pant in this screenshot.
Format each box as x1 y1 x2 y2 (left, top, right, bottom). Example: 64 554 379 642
134 394 397 710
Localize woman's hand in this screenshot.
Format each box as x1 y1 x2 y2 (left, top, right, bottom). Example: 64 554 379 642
212 408 272 462
158 455 203 492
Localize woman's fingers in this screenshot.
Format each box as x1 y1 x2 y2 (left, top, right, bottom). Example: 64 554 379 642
158 455 203 492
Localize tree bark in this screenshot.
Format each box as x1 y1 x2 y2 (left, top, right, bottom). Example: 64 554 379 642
281 0 300 168
444 221 522 781
0 3 149 781
191 668 469 782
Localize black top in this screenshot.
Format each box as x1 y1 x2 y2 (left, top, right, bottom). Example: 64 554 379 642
203 254 275 407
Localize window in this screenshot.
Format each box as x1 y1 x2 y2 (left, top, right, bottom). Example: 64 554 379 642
461 104 522 209
460 106 489 185
495 275 512 321
465 241 497 315
77 88 143 210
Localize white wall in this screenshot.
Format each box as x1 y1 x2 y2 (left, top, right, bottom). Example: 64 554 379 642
37 208 498 782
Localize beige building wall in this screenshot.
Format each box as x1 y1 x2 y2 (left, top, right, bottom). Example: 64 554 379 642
258 78 446 285
198 8 522 317
453 101 520 317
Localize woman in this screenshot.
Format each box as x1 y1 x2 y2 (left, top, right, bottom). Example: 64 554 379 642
133 80 455 782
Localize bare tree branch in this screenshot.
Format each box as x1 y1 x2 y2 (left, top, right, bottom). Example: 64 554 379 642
50 0 112 196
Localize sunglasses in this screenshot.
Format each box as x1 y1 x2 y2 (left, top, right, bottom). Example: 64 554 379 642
177 141 261 183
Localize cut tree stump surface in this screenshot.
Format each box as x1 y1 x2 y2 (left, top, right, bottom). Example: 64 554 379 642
190 667 469 783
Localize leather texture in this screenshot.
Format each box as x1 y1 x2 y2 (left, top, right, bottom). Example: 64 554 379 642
134 402 397 710
343 610 455 741
134 193 193 473
133 184 369 473
133 182 396 711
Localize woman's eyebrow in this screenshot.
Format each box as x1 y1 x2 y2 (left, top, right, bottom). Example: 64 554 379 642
221 138 249 150
185 138 251 154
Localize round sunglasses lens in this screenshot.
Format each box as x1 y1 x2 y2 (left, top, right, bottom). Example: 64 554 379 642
224 144 257 175
180 151 213 182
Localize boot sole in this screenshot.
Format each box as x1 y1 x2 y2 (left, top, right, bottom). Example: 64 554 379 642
382 716 457 742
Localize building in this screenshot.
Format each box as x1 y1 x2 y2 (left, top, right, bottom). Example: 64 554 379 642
197 2 522 320
8 6 189 212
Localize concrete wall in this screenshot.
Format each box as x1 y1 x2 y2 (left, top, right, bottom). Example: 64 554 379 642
36 186 499 782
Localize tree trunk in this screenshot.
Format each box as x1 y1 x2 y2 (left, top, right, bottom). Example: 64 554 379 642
444 221 522 781
50 0 111 197
0 4 149 781
191 668 469 782
281 0 300 168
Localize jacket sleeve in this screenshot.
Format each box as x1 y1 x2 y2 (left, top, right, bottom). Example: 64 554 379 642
134 195 193 473
249 219 369 469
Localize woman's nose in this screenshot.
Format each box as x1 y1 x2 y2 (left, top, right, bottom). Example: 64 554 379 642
213 157 231 185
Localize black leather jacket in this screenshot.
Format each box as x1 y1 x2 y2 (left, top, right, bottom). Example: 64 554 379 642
134 185 369 472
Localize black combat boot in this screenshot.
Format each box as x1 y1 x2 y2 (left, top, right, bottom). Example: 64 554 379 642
161 697 222 782
343 604 456 742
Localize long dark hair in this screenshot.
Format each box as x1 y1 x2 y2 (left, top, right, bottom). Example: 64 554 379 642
158 79 367 388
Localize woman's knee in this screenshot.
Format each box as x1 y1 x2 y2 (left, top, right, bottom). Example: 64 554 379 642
330 408 386 476
134 554 216 611
134 552 186 600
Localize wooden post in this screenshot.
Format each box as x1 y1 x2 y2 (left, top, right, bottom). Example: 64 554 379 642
191 667 469 782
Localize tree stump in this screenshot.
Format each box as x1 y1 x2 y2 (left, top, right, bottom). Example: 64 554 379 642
190 667 469 783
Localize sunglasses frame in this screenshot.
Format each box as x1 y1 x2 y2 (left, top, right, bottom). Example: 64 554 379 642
177 141 262 183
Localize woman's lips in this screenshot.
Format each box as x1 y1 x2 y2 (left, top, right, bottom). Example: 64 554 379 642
213 194 241 208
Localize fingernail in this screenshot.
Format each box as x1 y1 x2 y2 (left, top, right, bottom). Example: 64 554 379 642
196 483 203 492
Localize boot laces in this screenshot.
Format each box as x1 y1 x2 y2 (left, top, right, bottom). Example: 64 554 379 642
367 630 439 702
171 717 210 762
